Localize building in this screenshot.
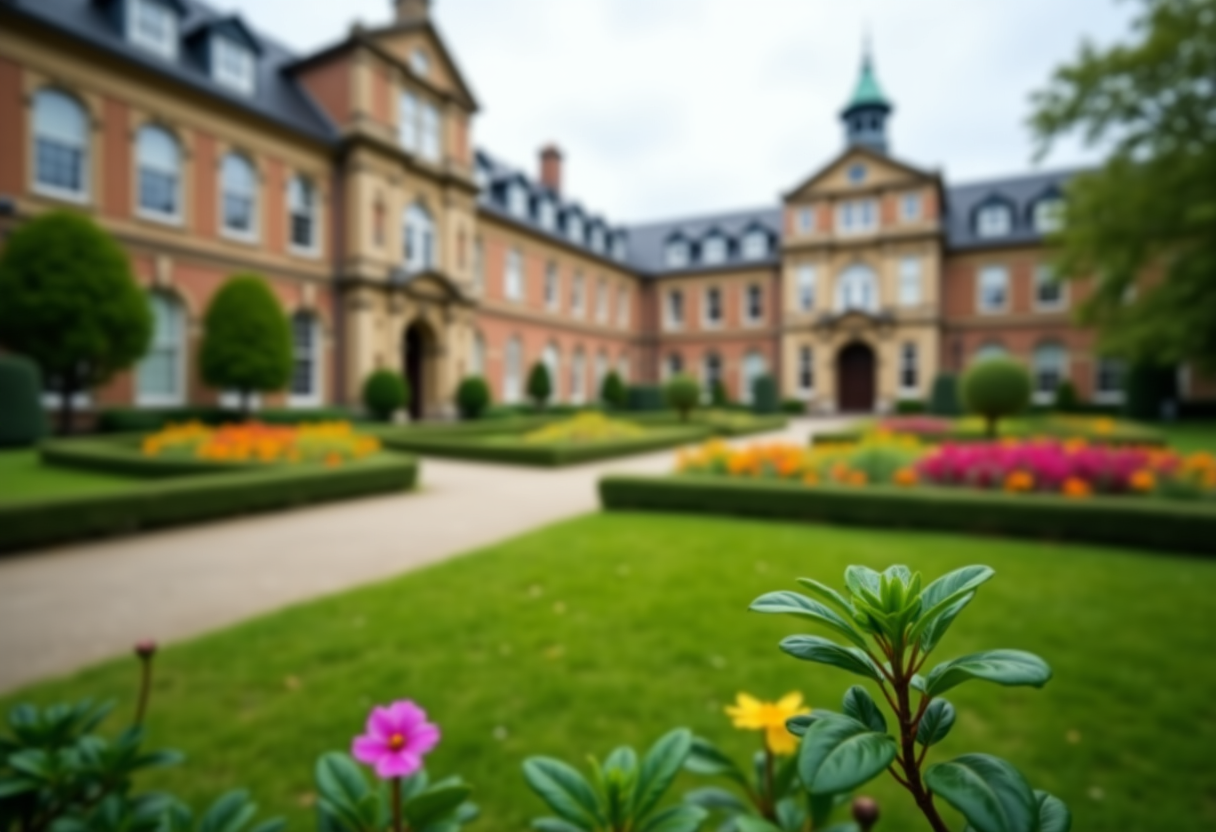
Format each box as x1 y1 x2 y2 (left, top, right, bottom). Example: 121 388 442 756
1 0 1192 418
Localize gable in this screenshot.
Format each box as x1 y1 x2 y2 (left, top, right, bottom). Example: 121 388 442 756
785 146 937 202
365 23 478 112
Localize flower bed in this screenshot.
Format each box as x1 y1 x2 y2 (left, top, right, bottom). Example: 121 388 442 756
816 415 1166 447
143 421 380 465
521 413 646 444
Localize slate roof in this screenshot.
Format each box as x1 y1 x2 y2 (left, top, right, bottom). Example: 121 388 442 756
1 0 338 143
620 206 783 277
944 167 1086 250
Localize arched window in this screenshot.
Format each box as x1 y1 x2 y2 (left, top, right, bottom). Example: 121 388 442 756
289 312 321 406
289 176 317 251
136 125 181 220
136 292 185 405
617 354 630 383
1033 343 1067 403
33 89 89 198
974 343 1008 363
741 351 768 405
703 353 722 397
404 202 435 273
836 264 879 313
220 153 257 237
543 343 561 401
504 336 522 404
469 329 486 377
571 348 586 404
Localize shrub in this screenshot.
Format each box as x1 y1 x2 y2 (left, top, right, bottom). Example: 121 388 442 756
1054 380 1080 412
751 374 778 415
1126 361 1178 421
896 398 927 414
0 211 151 434
710 379 730 407
959 358 1031 437
929 373 961 416
363 370 409 422
626 384 665 412
199 275 292 416
527 361 552 409
600 370 626 409
0 353 48 448
456 376 492 420
781 398 807 415
665 374 701 422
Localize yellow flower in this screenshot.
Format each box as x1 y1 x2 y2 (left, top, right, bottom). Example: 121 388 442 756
724 692 809 756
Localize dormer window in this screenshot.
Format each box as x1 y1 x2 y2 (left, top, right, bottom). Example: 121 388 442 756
976 203 1013 238
507 182 529 219
1033 198 1065 233
701 234 727 265
474 162 491 191
213 36 255 95
128 0 179 60
665 238 689 269
611 234 627 261
589 226 605 254
410 48 430 77
537 199 556 231
566 213 584 243
742 230 768 260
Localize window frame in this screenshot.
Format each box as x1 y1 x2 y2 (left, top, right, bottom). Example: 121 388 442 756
742 230 768 260
797 207 815 234
503 336 523 404
544 262 560 312
134 124 183 225
976 203 1013 238
666 288 685 330
1033 198 1065 234
798 345 814 394
617 286 630 328
1033 264 1068 311
288 174 320 256
701 234 727 266
899 342 919 395
836 199 877 235
703 285 723 328
595 277 609 323
218 151 259 243
135 291 187 407
288 311 323 407
1032 343 1068 404
403 202 436 274
419 101 441 163
901 192 922 222
664 239 690 269
1094 357 1127 405
504 248 523 301
211 35 256 96
31 89 91 204
976 265 1009 314
127 0 180 61
796 264 816 312
744 284 763 325
399 91 420 152
571 272 585 317
898 257 922 307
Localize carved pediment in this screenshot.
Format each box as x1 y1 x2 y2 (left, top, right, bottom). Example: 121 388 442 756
785 145 938 203
388 267 473 306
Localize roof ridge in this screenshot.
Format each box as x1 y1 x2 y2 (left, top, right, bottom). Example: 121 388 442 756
947 165 1090 190
623 204 781 232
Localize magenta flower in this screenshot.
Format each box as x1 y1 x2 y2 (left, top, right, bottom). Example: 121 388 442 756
352 700 441 779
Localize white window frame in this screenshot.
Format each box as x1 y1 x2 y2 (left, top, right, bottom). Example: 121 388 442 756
403 203 435 274
135 125 182 225
899 342 919 396
665 239 689 269
288 175 320 256
32 89 90 203
508 183 529 219
212 35 255 96
740 351 767 405
566 213 584 244
410 48 430 77
570 349 586 404
796 265 816 312
664 353 683 381
589 226 606 254
135 291 186 407
797 207 815 234
974 343 1008 364
470 330 486 377
571 272 585 317
595 278 609 323
797 345 814 395
127 0 179 60
666 288 684 330
611 235 628 261
703 352 723 397
399 91 419 152
976 204 1013 238
617 286 630 327
288 312 323 407
1033 344 1068 404
836 265 879 313
701 235 727 265
1034 265 1068 311
744 284 763 325
703 286 723 328
544 262 560 312
836 199 877 234
1034 199 1065 234
543 344 561 401
901 192 922 222
977 265 1009 313
504 337 523 404
538 199 556 231
504 248 523 301
1094 357 1127 405
419 102 441 163
742 231 768 260
219 152 258 242
898 257 922 307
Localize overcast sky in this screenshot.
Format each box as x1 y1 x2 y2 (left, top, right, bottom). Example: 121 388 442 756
232 0 1138 224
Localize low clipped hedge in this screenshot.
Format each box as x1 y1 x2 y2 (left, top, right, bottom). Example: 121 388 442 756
0 453 419 553
624 411 789 437
97 406 363 433
377 425 711 467
41 435 268 478
598 475 1216 556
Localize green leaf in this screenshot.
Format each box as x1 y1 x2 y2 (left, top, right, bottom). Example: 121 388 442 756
924 650 1052 697
7 749 50 779
248 821 286 832
315 752 370 814
684 737 748 786
637 804 708 832
635 728 693 820
198 790 257 832
841 686 886 733
925 754 1036 832
843 566 882 597
522 757 604 829
779 636 882 681
603 746 638 776
795 578 854 616
1034 790 1072 832
683 786 749 813
133 749 185 770
916 699 956 747
750 592 868 649
403 785 472 829
917 593 976 653
531 819 589 832
920 566 995 609
797 713 897 796
774 796 807 832
785 712 816 737
0 776 37 798
733 816 785 832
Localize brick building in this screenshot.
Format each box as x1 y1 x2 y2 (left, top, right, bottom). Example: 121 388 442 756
0 0 1197 417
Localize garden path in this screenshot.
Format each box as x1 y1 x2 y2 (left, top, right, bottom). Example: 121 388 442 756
0 417 851 692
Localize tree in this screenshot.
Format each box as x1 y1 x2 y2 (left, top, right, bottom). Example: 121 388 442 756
0 354 48 447
526 361 552 409
199 275 293 416
665 374 700 423
456 376 491 420
1029 0 1216 374
710 379 730 407
362 370 409 422
959 358 1032 438
751 374 778 414
0 211 151 434
600 370 626 409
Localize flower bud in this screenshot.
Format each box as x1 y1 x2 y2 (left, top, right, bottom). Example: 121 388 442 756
852 796 880 830
134 639 157 659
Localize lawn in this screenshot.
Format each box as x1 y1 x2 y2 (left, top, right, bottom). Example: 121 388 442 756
0 449 144 504
1159 422 1216 454
4 514 1215 832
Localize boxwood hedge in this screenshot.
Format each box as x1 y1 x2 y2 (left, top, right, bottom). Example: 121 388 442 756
598 474 1216 555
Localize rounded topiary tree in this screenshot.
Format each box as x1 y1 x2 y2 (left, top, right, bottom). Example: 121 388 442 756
0 354 49 448
0 211 151 434
601 370 626 410
710 379 730 407
929 372 962 416
527 361 552 410
751 374 778 415
456 375 491 420
665 374 700 423
1055 380 1080 412
960 357 1032 438
199 275 292 416
363 370 409 422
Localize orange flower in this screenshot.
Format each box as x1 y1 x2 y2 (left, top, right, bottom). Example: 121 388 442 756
831 462 850 483
847 470 868 487
802 471 820 487
1128 469 1155 493
1062 477 1092 498
893 468 918 487
1004 471 1034 493
325 453 343 467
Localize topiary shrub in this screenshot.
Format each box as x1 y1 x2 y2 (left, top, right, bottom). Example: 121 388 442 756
665 374 700 422
362 370 408 422
960 357 1032 438
626 384 665 412
199 275 292 417
929 373 962 416
1126 362 1178 421
526 361 552 410
600 370 626 409
0 354 48 448
1055 380 1080 412
751 374 778 415
781 398 806 415
456 376 492 420
711 380 730 407
895 398 927 414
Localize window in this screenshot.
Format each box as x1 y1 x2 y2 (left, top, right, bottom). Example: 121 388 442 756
745 284 763 323
470 330 486 377
566 213 584 244
741 352 767 405
898 257 921 306
289 176 317 251
796 265 816 312
410 48 430 77
797 207 815 234
472 237 484 293
617 354 630 382
977 265 1009 312
212 36 255 96
798 346 814 392
1033 344 1067 403
136 292 185 405
900 343 919 393
538 199 556 231
1033 198 1065 233
596 278 608 322
704 287 722 327
665 353 683 380
901 192 922 221
420 102 440 162
571 349 586 404
136 125 180 221
974 343 1008 363
403 203 435 273
617 287 630 327
128 0 178 60
847 163 867 184
571 272 585 316
702 234 727 265
837 199 877 234
976 203 1013 238
1034 265 1067 310
665 238 689 269
703 353 722 396
399 92 419 151
543 344 560 400
220 153 257 238
504 337 522 404
504 249 523 300
742 231 768 260
373 198 386 248
595 351 608 395
836 264 879 313
544 262 559 311
667 289 684 328
589 226 605 254
611 234 628 261
33 90 88 199
289 312 321 405
1095 357 1127 403
507 183 529 219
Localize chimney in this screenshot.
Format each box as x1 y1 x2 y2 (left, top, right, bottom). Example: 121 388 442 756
540 145 563 195
393 0 430 24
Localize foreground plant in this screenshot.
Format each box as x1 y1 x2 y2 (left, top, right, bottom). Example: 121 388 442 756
751 565 1070 832
523 728 705 832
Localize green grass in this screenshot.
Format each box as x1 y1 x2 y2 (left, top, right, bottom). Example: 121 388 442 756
0 449 144 504
4 514 1215 831
1159 422 1216 454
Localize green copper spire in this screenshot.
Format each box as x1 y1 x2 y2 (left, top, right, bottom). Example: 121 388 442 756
841 38 893 154
846 48 891 111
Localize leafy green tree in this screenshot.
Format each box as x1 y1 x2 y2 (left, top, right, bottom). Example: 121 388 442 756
363 370 409 422
600 370 626 409
665 374 700 423
199 276 292 416
1030 0 1216 374
960 358 1032 438
527 361 552 409
0 211 151 434
456 376 491 420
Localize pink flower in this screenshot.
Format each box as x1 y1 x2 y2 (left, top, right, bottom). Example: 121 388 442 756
352 700 441 779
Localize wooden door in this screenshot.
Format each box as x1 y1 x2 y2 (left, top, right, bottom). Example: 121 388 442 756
836 342 876 412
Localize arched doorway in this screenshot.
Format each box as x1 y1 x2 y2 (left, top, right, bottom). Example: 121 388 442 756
402 320 437 420
836 342 876 412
